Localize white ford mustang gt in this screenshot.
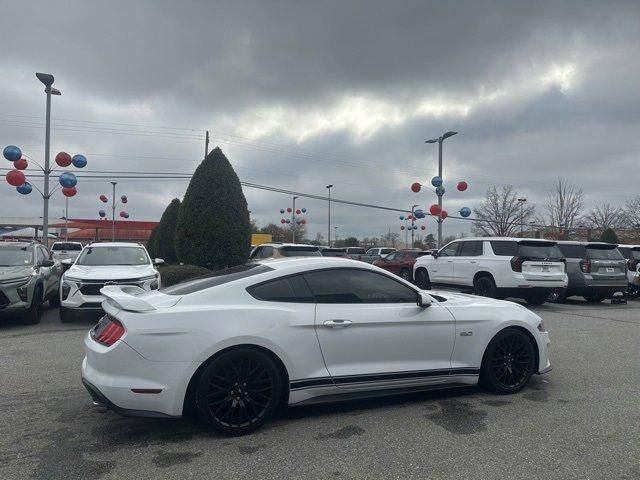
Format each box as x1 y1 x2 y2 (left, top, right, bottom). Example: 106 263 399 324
82 257 552 436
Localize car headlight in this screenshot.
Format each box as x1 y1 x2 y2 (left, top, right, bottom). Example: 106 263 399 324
63 276 82 283
17 281 30 301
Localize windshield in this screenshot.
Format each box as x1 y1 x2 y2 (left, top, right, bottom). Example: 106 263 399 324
51 243 83 251
279 246 321 257
76 246 150 266
0 246 33 266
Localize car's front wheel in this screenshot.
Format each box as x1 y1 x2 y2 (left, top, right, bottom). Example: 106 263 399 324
415 269 431 289
399 268 412 282
195 348 282 436
21 286 43 325
480 328 536 394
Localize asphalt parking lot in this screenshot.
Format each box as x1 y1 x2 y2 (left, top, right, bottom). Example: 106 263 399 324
0 299 638 480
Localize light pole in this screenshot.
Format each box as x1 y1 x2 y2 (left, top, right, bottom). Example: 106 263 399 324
111 182 118 241
425 131 458 248
326 184 333 246
65 196 69 241
411 204 418 248
334 226 338 245
292 196 299 243
517 198 527 237
36 72 61 244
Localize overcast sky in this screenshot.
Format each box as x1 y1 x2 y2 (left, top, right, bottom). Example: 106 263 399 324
2 0 639 242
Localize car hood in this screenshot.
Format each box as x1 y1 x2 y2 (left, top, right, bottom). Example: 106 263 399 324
65 264 156 281
430 290 519 308
0 265 34 282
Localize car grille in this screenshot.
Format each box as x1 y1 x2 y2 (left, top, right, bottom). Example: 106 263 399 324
79 279 145 296
0 291 10 309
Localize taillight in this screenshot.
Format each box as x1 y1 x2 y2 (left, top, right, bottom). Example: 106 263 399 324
580 258 591 273
510 256 523 272
628 259 639 272
92 316 125 347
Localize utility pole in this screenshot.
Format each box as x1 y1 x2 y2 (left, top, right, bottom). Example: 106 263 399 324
292 196 299 243
518 198 527 237
65 196 69 241
326 184 333 246
205 130 210 158
411 204 418 248
111 182 117 242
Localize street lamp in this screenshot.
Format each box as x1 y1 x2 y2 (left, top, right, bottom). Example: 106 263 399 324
36 72 61 243
334 225 338 245
326 184 333 247
425 131 458 248
411 204 419 248
292 196 299 243
517 198 527 237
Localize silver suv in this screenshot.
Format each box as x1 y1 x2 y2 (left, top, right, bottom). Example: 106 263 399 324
0 241 62 324
551 241 627 303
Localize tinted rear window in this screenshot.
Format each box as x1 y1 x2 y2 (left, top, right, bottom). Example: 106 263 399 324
587 246 624 260
321 249 348 257
161 264 273 295
347 248 366 254
491 240 562 259
618 247 640 260
279 246 321 257
51 243 83 251
559 244 586 258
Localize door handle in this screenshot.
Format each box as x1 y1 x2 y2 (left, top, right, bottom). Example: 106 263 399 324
323 319 353 328
470 261 477 264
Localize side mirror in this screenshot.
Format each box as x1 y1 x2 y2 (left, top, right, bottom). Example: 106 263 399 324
432 251 439 259
153 258 165 265
417 291 432 308
40 259 55 268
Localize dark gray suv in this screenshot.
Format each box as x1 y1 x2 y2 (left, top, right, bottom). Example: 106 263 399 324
550 241 627 303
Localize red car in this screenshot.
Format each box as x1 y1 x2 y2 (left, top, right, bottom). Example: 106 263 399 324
373 250 432 282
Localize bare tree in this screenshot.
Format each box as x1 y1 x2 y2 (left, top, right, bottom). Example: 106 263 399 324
472 185 536 237
623 196 640 242
545 178 584 238
583 203 625 230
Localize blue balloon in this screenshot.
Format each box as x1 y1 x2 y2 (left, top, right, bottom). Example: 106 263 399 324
72 154 87 168
431 176 443 187
16 182 32 195
280 209 285 214
414 209 426 219
59 172 77 188
399 215 405 220
285 219 291 224
3 145 22 162
99 210 106 217
301 208 307 213
413 225 419 230
460 207 472 217
436 185 445 196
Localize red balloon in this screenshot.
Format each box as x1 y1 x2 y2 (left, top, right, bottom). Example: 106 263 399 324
296 209 301 214
280 219 286 224
301 219 306 224
14 158 28 170
286 207 292 213
6 169 26 187
429 204 442 216
62 187 77 197
411 182 421 193
119 211 126 218
440 210 449 220
99 194 108 203
55 152 72 167
421 225 426 230
457 181 468 191
400 226 405 230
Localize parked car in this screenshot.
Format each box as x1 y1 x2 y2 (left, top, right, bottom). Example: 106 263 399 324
359 247 396 263
373 250 431 281
549 241 628 303
82 257 551 436
414 238 567 305
249 243 321 260
345 247 367 260
59 242 163 323
616 244 640 297
0 241 62 324
50 241 84 263
319 247 349 258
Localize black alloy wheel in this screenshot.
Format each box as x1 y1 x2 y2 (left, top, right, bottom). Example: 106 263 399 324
399 268 412 282
415 269 431 289
473 276 497 298
21 286 43 325
481 329 536 394
195 349 282 436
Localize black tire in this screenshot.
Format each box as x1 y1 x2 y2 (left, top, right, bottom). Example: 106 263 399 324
627 286 640 299
399 268 412 282
194 348 282 436
583 293 605 303
59 307 73 323
525 293 547 306
21 286 43 325
480 328 536 394
473 275 497 298
49 290 61 308
415 269 431 289
547 289 567 303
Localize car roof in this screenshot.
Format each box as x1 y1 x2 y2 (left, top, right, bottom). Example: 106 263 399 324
556 241 618 247
258 243 318 248
254 256 372 273
85 242 145 248
445 237 558 243
617 244 640 249
0 241 36 248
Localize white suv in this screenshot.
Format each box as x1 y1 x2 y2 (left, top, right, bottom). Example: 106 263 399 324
413 237 568 305
50 241 84 262
59 242 163 323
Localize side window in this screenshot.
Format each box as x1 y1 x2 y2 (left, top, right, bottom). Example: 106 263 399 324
381 249 394 255
304 269 417 304
247 275 314 302
261 246 274 258
249 247 262 259
490 241 517 256
384 252 398 260
459 241 483 256
439 242 459 257
36 248 47 264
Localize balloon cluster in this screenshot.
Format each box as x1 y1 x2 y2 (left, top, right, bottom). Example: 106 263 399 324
98 193 130 219
399 213 426 232
280 206 307 226
409 175 472 221
3 145 86 197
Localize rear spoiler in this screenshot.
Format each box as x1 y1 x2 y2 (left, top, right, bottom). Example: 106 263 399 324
100 285 157 312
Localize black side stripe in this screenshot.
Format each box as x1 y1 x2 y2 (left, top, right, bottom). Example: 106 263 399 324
290 368 480 391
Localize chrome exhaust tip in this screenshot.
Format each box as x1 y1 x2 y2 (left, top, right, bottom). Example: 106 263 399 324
91 400 108 413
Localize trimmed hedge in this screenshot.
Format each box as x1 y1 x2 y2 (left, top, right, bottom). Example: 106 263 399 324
159 264 211 287
156 198 181 262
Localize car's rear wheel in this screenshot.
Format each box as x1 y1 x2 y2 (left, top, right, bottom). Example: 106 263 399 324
547 289 567 303
583 293 605 303
21 286 43 325
473 275 497 298
195 348 282 436
399 268 412 282
481 328 536 394
414 269 431 289
524 293 547 305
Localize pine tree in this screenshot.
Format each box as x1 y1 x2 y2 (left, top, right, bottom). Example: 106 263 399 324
156 198 181 262
146 227 158 258
599 227 619 244
175 147 250 268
